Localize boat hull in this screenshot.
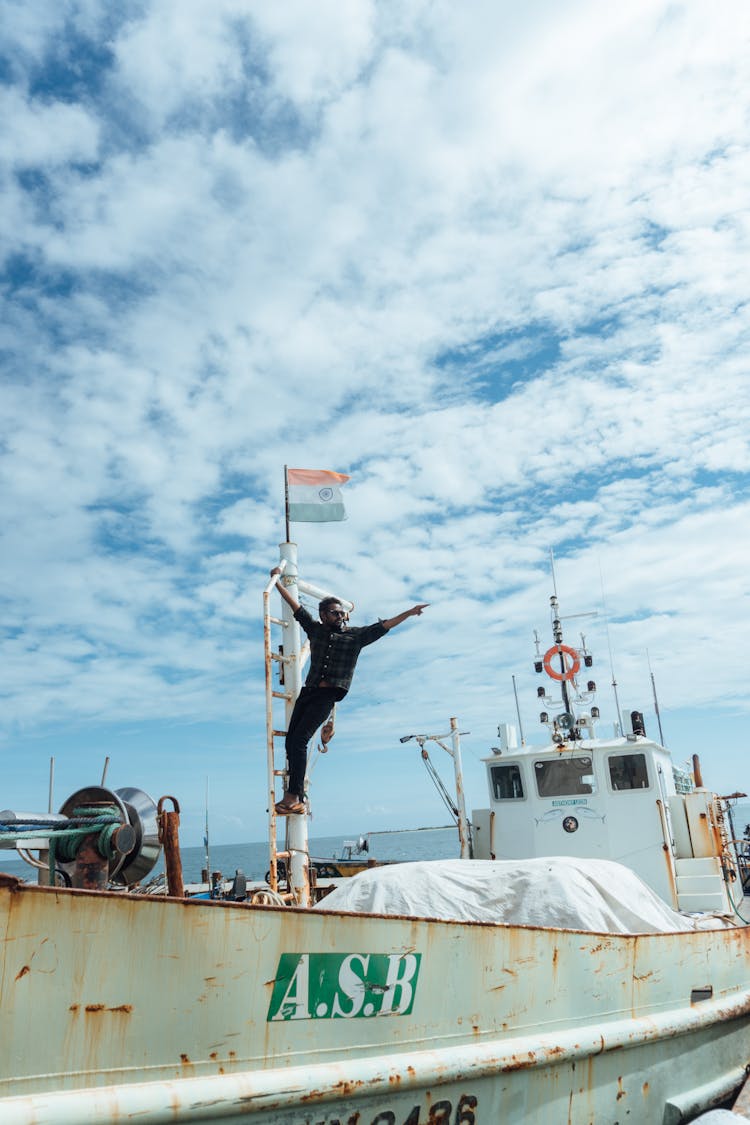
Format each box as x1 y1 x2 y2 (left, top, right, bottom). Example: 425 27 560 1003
1 875 748 1123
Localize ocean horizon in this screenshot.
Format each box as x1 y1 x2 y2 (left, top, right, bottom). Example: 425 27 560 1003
0 824 462 885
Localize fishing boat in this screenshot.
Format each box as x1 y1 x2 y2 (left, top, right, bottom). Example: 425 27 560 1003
272 837 387 887
0 555 748 1124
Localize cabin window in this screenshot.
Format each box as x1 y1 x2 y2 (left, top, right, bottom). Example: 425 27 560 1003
608 753 649 791
490 763 525 800
534 756 595 797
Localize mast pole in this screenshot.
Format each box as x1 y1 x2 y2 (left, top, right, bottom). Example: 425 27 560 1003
284 465 291 544
550 595 572 714
278 540 311 907
450 717 472 859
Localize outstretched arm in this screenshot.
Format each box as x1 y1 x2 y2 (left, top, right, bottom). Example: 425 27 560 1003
381 604 429 631
270 567 301 614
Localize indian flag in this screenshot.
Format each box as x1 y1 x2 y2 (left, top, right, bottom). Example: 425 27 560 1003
287 468 350 523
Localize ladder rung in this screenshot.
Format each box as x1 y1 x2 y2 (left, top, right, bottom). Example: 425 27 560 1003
269 615 287 626
272 690 291 700
272 729 287 738
275 851 291 859
273 769 286 777
271 651 291 664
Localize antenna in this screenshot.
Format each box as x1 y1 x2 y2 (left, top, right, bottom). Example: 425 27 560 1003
598 562 622 730
647 650 666 745
550 547 559 597
204 777 211 887
512 675 526 745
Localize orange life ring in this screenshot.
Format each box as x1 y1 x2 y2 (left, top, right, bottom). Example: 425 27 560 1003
543 644 580 682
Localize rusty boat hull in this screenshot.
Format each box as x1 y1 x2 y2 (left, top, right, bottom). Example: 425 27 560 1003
1 874 749 1125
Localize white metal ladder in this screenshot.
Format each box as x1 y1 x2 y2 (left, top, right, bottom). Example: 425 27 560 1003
262 562 298 898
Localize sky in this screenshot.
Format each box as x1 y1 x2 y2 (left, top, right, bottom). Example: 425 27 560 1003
2 1 750 849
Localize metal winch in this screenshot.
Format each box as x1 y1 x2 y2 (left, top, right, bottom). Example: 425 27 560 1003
0 785 161 889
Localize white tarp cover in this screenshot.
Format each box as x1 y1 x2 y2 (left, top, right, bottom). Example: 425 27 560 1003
315 857 736 934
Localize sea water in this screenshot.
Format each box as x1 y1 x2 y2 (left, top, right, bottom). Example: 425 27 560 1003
177 826 461 884
0 826 461 885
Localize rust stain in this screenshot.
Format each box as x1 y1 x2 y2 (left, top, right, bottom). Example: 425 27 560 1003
69 1004 79 1013
14 965 30 980
83 1003 132 1013
180 1054 190 1064
616 1076 626 1101
209 1052 218 1060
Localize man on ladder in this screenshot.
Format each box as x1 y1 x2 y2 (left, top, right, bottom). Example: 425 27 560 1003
270 567 428 814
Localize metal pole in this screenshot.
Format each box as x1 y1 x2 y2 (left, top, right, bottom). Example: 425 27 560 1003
204 777 211 891
550 596 572 714
511 675 525 745
650 667 666 746
450 717 471 859
693 754 704 789
264 566 280 891
284 465 291 544
48 757 54 814
279 541 310 907
158 796 184 898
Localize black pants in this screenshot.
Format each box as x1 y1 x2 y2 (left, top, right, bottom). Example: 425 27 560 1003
285 685 346 799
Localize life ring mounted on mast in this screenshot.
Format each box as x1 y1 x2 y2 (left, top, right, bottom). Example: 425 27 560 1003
543 644 580 682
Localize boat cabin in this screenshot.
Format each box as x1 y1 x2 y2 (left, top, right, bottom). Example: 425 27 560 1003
471 594 740 915
472 728 737 914
472 729 674 895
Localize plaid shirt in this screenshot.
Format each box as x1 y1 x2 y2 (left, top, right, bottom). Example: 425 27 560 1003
295 606 388 693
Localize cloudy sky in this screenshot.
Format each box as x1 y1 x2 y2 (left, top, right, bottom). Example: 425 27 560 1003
2 1 750 848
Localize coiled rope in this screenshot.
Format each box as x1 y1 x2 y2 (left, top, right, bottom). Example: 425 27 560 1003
0 806 122 885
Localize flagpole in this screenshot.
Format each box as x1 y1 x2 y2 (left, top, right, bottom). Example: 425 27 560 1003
283 464 291 542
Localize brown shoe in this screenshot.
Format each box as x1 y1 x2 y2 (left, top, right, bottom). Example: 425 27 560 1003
275 798 306 816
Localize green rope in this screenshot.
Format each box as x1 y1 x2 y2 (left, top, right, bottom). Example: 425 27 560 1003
0 805 123 886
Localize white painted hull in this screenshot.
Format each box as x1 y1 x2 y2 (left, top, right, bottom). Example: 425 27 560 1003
1 875 749 1124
